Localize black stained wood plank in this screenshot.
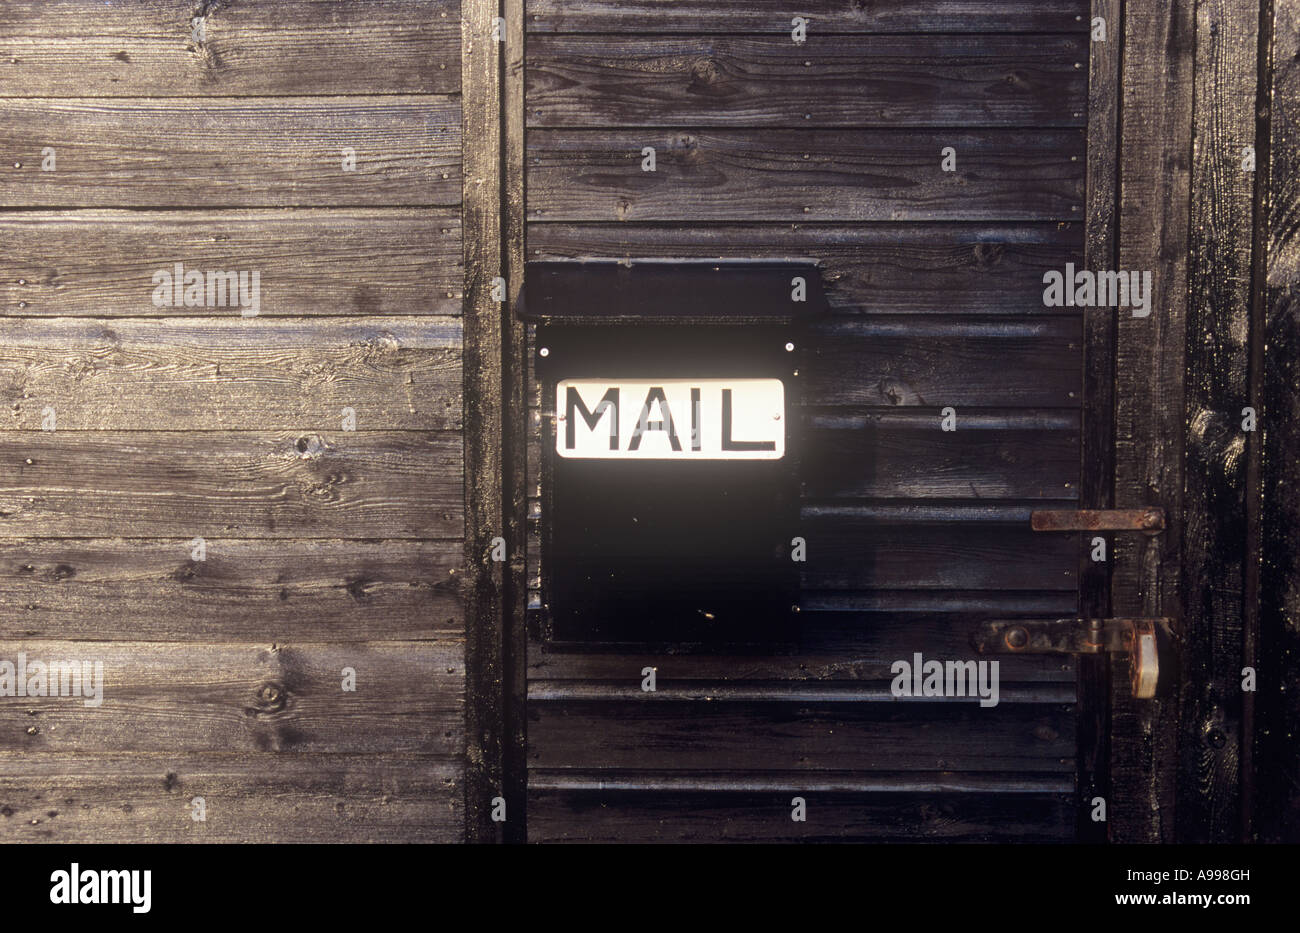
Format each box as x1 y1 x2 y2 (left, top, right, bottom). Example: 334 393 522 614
1108 0 1195 844
462 0 510 844
527 613 1078 684
1178 0 1259 843
801 589 1077 613
0 317 461 432
0 431 463 538
0 641 462 755
0 97 460 208
529 682 1074 703
527 129 1085 221
1076 0 1120 844
528 223 1084 316
801 410 1079 500
804 327 1082 408
0 0 460 97
526 0 1089 34
1258 0 1300 843
528 789 1074 843
1 210 463 318
527 35 1087 128
0 539 463 642
529 703 1076 772
801 526 1078 592
0 754 462 843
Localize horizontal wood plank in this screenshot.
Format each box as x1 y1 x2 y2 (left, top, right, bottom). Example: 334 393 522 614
2 210 462 317
802 410 1079 499
526 0 1089 33
0 317 462 431
528 610 1078 683
528 35 1086 128
528 788 1074 843
0 97 460 207
0 0 460 97
529 222 1083 316
0 641 462 755
0 432 463 538
0 754 461 843
530 702 1076 771
805 324 1082 407
527 129 1084 221
0 539 463 642
801 525 1078 591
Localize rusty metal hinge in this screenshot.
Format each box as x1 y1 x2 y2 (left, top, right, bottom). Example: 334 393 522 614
1030 508 1165 534
972 618 1171 699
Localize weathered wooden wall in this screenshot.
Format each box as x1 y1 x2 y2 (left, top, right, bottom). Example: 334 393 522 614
0 0 466 842
523 0 1090 842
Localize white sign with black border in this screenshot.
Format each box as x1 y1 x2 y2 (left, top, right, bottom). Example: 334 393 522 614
556 378 785 460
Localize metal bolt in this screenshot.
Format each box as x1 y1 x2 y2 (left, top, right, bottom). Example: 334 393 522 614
1004 626 1029 650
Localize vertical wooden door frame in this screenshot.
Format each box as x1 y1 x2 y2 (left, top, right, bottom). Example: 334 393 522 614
1108 0 1195 843
1078 0 1122 844
462 0 528 844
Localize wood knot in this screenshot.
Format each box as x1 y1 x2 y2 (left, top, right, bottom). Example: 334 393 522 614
689 58 720 87
253 681 287 713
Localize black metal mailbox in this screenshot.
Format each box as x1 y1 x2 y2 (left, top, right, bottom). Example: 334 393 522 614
523 261 825 649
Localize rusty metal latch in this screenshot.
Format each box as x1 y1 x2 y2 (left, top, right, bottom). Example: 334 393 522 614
1030 508 1165 534
972 618 1171 699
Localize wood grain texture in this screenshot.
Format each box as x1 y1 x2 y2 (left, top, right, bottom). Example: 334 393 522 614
1076 0 1120 843
0 0 460 97
0 641 462 755
1258 0 1300 843
0 754 461 843
1 210 463 317
1108 0 1195 844
528 788 1074 843
502 0 532 845
461 0 509 844
1178 0 1258 843
0 97 460 207
529 614 1078 683
804 321 1082 407
529 702 1076 772
801 526 1078 592
525 0 1089 33
0 431 463 538
0 317 462 431
527 35 1087 128
0 539 463 642
529 223 1083 316
802 410 1079 499
527 129 1085 221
